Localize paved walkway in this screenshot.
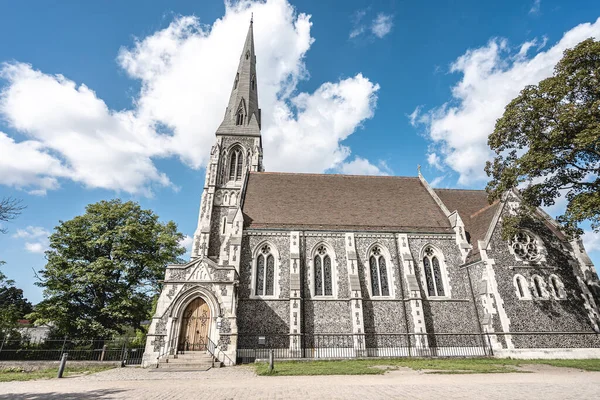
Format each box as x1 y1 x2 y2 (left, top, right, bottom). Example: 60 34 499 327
1 365 599 399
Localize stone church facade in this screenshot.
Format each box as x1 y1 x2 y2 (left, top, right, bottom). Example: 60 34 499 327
142 21 600 367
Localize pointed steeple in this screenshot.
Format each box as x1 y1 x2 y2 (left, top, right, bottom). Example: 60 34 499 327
217 18 261 136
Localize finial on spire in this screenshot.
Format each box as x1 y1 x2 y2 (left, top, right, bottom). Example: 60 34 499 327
417 164 422 176
251 12 253 24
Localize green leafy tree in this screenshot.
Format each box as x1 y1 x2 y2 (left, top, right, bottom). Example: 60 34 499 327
31 199 186 338
486 38 600 238
0 272 33 339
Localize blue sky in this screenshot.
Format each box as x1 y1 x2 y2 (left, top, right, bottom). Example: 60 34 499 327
1 0 599 304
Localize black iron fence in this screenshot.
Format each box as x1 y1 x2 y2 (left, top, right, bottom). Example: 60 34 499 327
0 337 145 365
236 331 600 363
237 333 492 363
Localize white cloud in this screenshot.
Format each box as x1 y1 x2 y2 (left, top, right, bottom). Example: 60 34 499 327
349 26 365 39
371 13 393 38
427 153 444 171
24 242 46 254
349 10 392 40
429 175 446 188
416 18 600 185
179 235 193 254
13 226 50 254
337 157 389 176
0 0 380 195
13 226 50 239
529 0 541 15
408 105 422 127
583 230 600 253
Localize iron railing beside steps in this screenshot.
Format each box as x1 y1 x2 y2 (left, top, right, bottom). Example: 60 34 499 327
207 337 235 366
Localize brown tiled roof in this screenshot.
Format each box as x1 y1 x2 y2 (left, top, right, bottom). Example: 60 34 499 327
243 172 453 232
434 189 499 264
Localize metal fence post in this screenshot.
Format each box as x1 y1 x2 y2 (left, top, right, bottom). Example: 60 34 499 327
60 336 67 358
0 336 6 358
100 344 107 361
121 340 128 367
57 352 68 378
486 331 494 357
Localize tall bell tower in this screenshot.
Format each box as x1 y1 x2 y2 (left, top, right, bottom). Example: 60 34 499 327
191 17 263 261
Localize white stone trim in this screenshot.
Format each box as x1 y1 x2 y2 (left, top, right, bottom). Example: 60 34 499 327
479 242 514 349
494 348 600 359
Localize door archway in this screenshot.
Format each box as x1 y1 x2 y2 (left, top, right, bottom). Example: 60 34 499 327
178 297 211 351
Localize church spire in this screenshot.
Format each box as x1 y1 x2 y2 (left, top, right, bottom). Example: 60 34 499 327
217 18 261 136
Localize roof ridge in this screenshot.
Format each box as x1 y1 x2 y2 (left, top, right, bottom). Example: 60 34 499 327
434 188 487 192
249 171 419 179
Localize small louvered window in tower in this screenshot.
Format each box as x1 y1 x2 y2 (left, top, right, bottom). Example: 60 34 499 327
236 110 244 125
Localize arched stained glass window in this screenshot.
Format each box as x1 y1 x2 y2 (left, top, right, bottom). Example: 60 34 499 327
369 246 390 296
314 245 333 296
255 245 275 296
228 147 243 182
422 246 446 297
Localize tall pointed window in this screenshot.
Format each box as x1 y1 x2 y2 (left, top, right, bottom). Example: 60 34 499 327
422 246 446 297
228 147 243 181
234 73 239 89
369 245 390 296
314 245 333 296
251 75 256 90
255 244 275 296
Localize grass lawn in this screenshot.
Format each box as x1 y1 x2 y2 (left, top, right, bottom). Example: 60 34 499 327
0 365 115 382
254 358 600 376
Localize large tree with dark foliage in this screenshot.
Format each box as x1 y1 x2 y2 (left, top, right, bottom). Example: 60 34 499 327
486 38 600 238
0 272 33 339
31 199 186 338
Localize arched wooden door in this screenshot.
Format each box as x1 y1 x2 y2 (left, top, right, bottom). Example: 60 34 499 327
178 298 211 351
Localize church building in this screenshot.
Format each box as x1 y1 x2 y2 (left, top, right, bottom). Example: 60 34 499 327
142 20 600 367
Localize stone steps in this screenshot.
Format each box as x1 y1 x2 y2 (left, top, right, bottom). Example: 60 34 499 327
155 351 222 371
